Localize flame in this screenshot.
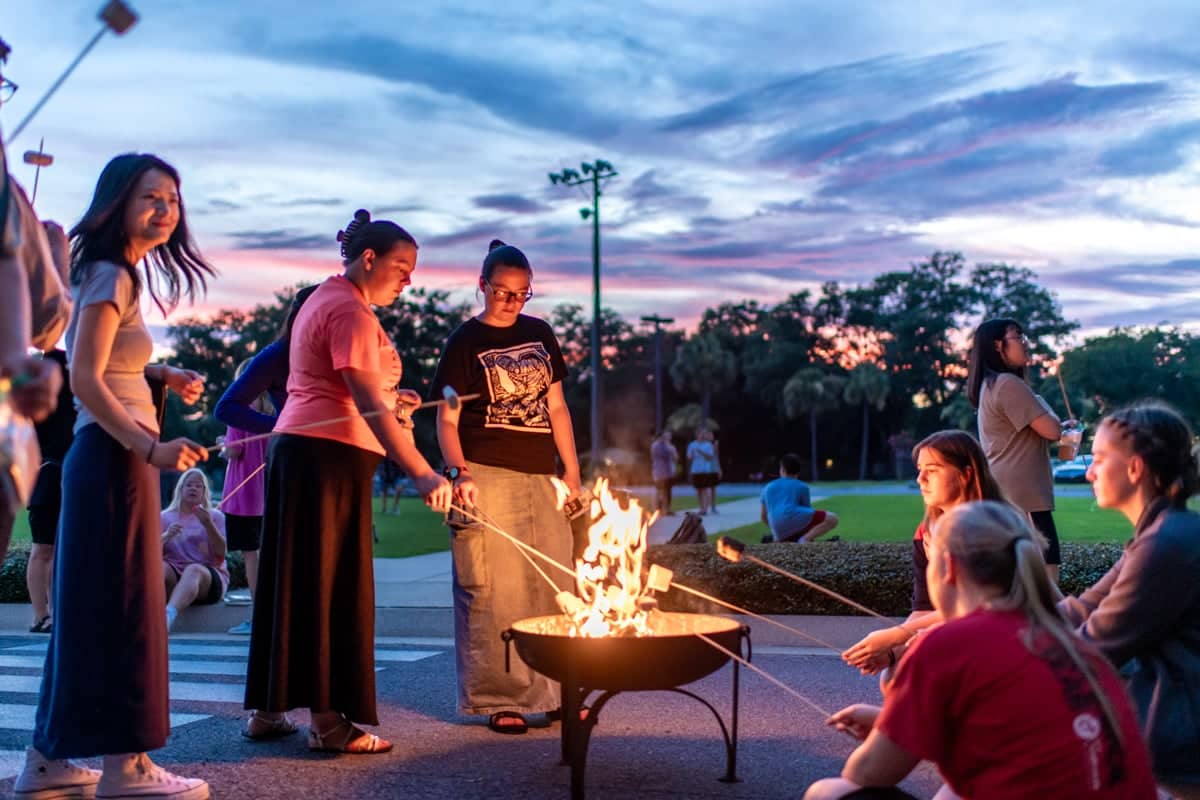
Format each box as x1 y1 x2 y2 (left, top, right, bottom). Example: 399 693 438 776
551 477 662 637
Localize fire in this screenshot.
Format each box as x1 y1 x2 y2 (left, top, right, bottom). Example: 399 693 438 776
551 477 671 637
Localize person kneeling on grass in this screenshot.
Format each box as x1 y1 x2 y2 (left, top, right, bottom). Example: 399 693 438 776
759 453 839 543
805 501 1156 800
161 468 229 631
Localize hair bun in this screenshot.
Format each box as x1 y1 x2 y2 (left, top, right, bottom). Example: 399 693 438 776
488 239 506 252
337 209 373 257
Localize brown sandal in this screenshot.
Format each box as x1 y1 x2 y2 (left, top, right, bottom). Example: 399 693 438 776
307 719 393 754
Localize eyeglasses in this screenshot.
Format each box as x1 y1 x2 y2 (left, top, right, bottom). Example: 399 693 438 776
0 78 17 103
486 281 533 304
1003 334 1030 346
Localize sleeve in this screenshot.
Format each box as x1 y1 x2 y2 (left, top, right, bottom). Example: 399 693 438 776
160 511 171 533
326 307 382 374
797 483 811 507
430 327 470 401
911 538 934 612
1068 523 1200 667
12 184 70 350
214 342 284 434
543 322 568 383
995 374 1055 433
211 510 227 540
76 261 135 317
875 627 956 764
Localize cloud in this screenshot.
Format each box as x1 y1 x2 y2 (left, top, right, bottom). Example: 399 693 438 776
227 229 330 251
472 194 550 214
1096 121 1200 178
1050 259 1200 300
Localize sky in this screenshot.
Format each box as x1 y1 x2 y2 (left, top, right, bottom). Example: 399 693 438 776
3 1 1200 341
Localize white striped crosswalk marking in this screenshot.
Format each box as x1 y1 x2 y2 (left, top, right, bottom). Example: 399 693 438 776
5 643 443 663
0 705 208 731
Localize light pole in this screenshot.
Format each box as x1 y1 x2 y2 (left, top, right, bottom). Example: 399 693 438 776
640 314 674 434
9 0 139 142
549 159 617 477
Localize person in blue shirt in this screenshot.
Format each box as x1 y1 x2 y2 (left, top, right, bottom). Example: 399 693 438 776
760 453 839 543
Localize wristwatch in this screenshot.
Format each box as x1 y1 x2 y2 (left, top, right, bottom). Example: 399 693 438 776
444 466 470 481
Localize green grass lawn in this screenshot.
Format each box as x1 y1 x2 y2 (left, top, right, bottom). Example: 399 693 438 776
720 494 1138 547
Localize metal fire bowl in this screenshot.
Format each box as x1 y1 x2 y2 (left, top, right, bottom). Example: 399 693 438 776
507 612 743 692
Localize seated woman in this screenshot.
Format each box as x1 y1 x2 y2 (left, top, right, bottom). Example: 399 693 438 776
161 468 229 631
1060 402 1200 799
842 431 1006 674
807 501 1156 800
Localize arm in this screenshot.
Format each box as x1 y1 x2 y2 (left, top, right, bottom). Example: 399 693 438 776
342 367 449 511
192 506 227 563
1030 412 1063 441
70 303 206 471
842 728 921 788
546 381 581 495
213 344 282 434
761 502 769 525
842 611 939 674
436 396 478 507
1066 527 1200 666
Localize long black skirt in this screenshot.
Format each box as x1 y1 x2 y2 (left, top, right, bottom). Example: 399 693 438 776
245 434 382 724
34 423 170 758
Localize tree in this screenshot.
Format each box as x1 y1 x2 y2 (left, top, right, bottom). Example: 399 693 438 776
842 363 890 479
670 332 737 422
968 262 1079 353
783 368 846 482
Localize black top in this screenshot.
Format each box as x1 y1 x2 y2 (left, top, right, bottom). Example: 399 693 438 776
431 315 567 475
33 349 76 462
911 525 933 613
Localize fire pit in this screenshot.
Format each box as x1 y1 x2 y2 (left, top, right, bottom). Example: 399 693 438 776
503 611 751 800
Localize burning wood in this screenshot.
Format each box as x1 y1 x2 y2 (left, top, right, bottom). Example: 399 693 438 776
551 477 670 637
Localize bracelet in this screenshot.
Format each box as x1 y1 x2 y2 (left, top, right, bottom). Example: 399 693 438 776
146 440 157 463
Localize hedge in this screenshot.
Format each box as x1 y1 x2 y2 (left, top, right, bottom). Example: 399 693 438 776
647 541 1125 616
0 546 248 603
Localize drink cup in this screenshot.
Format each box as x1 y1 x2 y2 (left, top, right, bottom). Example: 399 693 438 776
1058 424 1083 462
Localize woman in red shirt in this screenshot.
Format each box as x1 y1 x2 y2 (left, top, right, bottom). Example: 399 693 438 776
243 210 450 754
807 501 1156 800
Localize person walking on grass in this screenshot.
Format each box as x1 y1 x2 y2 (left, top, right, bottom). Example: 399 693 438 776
759 453 839 543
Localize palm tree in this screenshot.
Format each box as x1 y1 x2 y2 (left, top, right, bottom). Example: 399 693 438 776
783 368 846 482
842 363 891 480
670 332 737 422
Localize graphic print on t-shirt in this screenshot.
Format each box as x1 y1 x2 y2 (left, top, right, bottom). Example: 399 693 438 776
477 342 553 433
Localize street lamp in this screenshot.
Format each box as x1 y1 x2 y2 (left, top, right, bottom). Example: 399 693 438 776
9 0 139 142
549 159 618 477
640 314 674 434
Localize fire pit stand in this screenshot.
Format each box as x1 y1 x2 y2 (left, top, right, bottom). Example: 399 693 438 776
503 614 752 800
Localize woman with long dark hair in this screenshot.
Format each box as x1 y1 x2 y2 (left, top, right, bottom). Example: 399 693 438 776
843 430 1007 674
432 239 580 734
16 153 213 799
244 210 450 754
1061 402 1200 798
967 317 1068 581
807 502 1156 800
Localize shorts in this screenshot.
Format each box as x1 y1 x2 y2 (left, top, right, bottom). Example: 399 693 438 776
27 463 63 546
166 563 224 605
777 510 828 543
691 472 719 490
225 513 263 552
1029 510 1062 566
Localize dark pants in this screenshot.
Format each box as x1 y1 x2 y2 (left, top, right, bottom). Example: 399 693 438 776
34 424 170 758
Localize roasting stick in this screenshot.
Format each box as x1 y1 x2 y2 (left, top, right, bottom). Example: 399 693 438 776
448 502 577 583
1056 371 1075 421
217 462 265 510
717 537 891 621
695 633 834 718
204 389 481 454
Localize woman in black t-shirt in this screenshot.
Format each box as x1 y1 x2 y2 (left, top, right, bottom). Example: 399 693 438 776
432 240 581 734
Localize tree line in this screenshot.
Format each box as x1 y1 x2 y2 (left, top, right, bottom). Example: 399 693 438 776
164 251 1199 484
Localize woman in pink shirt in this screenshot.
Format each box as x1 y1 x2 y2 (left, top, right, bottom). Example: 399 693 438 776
244 209 450 754
161 468 228 631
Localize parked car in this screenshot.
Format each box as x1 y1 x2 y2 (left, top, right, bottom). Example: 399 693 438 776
1053 455 1093 484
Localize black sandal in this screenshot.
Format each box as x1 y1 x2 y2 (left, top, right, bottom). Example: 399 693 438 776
29 616 52 634
487 711 528 735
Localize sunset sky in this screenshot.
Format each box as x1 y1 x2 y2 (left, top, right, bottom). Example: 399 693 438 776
4 1 1200 341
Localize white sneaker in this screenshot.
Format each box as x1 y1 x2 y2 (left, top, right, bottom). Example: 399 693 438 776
95 754 208 800
13 746 101 799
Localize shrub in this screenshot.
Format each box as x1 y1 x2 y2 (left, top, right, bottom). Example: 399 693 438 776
0 546 248 603
647 541 1124 616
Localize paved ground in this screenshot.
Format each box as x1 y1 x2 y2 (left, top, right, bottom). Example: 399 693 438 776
0 620 942 799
